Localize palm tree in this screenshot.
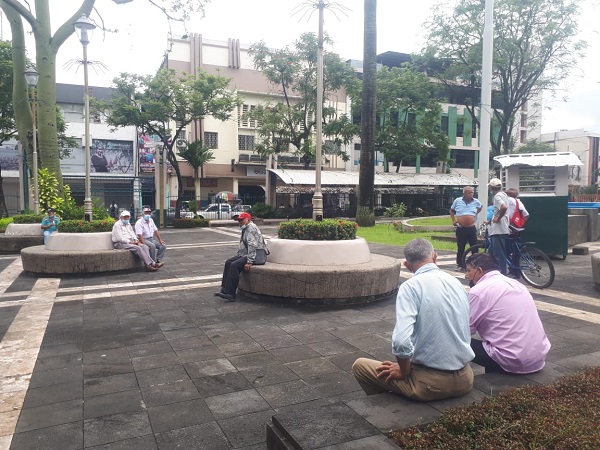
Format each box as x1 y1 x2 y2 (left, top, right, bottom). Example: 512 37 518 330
357 0 377 226
177 140 215 209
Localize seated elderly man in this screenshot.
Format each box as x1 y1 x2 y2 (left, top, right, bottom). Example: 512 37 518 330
135 206 166 265
112 210 160 272
465 253 550 374
352 238 474 401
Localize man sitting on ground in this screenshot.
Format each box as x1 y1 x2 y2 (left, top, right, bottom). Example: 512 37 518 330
135 206 166 266
112 211 160 272
352 238 474 401
465 253 550 374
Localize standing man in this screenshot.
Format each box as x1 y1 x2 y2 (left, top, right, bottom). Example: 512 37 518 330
352 238 474 401
488 178 510 274
450 186 482 271
214 212 267 302
41 208 60 245
112 211 160 272
465 253 550 374
135 206 166 266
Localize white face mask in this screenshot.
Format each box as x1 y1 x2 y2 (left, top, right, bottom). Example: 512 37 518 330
121 219 130 225
143 214 151 221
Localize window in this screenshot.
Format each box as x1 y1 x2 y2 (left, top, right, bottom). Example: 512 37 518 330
471 117 477 138
238 135 255 151
520 130 527 144
324 140 341 155
456 119 464 138
520 113 528 128
238 104 259 128
204 132 218 149
441 116 449 134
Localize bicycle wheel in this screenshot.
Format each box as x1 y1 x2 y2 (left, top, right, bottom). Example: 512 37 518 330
462 244 486 268
519 246 555 289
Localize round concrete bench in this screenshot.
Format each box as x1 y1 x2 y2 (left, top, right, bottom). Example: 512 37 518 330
21 232 145 275
238 236 401 306
0 223 44 254
592 253 600 290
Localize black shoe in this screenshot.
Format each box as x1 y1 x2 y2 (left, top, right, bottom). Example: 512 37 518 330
213 291 224 297
215 292 236 302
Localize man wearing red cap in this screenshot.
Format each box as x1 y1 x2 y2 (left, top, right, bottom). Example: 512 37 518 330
215 212 267 302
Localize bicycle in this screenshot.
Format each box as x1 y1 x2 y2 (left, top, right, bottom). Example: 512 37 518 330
462 224 555 289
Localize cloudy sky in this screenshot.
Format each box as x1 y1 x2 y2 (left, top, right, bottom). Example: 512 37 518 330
4 0 598 134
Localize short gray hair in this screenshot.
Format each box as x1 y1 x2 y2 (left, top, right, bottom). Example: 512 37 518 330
404 238 435 265
463 186 475 193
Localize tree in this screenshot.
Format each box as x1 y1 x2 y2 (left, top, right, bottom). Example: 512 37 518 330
422 0 585 157
0 40 15 145
96 68 239 215
516 139 556 154
248 32 358 167
356 0 377 227
177 139 215 206
0 0 210 186
362 66 449 173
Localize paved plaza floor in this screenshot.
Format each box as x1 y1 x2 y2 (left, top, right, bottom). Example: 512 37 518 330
1 226 599 449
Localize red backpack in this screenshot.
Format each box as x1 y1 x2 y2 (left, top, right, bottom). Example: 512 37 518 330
510 199 526 228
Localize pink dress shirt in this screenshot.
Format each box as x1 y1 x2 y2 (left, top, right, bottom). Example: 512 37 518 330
469 270 551 373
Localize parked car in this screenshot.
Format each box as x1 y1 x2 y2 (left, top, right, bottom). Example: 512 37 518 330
232 204 251 213
196 204 236 220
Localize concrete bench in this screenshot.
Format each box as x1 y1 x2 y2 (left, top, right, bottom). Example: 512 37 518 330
592 253 600 290
0 223 44 254
21 232 145 274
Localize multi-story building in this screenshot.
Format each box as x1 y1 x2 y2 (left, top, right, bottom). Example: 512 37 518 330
540 129 600 187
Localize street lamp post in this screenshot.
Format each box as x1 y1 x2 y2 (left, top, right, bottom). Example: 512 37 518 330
24 66 39 215
312 0 325 221
74 14 96 222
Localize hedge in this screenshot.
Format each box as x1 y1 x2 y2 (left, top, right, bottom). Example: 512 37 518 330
58 219 116 233
172 218 209 228
12 214 45 224
277 219 358 240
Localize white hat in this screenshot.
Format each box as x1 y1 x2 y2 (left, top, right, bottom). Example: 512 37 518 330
488 178 502 188
120 210 130 217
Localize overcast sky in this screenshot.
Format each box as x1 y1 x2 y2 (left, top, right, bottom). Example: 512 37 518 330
4 0 599 134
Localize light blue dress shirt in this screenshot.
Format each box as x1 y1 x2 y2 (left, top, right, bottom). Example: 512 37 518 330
392 263 475 370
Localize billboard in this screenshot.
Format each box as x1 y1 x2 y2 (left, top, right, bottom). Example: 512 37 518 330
61 139 134 174
0 144 19 171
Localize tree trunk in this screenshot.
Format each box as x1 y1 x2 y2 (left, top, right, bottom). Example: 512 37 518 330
357 0 377 227
0 165 8 217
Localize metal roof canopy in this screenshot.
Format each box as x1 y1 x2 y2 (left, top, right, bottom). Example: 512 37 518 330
268 169 477 187
494 152 583 168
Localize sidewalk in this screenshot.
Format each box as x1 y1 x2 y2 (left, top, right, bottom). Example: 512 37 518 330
0 227 599 449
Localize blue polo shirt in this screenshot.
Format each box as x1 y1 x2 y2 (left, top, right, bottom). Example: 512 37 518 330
451 197 482 217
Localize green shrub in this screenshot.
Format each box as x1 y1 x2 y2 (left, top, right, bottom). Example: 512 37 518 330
250 202 277 218
172 218 209 228
384 202 407 218
277 219 358 240
12 214 45 224
392 366 600 449
58 219 116 233
0 217 14 233
38 168 64 211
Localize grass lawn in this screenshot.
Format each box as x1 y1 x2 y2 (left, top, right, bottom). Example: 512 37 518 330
406 216 452 226
357 223 457 251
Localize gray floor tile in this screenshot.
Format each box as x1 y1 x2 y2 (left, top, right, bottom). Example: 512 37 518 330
184 358 237 378
269 345 323 363
154 422 231 450
131 351 180 372
83 410 152 448
141 380 201 407
86 434 157 450
135 364 190 387
126 341 173 358
22 380 83 409
218 409 274 448
257 380 322 408
286 358 342 378
10 421 83 450
241 364 299 387
16 399 83 433
147 398 214 433
193 372 253 398
205 389 271 420
228 351 280 371
84 373 139 398
83 389 144 419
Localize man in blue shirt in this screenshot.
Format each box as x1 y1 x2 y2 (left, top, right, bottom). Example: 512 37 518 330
41 208 60 245
450 186 482 271
352 238 474 401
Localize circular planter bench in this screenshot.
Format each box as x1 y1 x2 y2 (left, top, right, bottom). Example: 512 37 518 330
0 223 43 254
592 253 600 291
21 232 145 275
238 237 401 306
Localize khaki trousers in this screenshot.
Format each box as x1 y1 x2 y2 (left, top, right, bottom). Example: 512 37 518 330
352 357 474 402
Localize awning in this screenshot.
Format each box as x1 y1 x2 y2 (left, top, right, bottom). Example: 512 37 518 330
494 152 583 168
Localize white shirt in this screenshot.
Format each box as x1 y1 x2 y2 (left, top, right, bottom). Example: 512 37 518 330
112 221 138 244
507 197 529 219
135 217 158 239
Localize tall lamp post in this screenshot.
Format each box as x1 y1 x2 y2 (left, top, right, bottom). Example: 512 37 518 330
74 14 96 222
312 0 325 221
24 66 39 215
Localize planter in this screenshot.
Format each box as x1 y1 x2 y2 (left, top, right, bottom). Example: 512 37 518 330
267 237 371 266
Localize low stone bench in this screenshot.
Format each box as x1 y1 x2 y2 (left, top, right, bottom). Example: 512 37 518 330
21 232 145 275
592 253 600 290
0 223 44 254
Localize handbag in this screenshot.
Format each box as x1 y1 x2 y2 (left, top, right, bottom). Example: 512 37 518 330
241 229 270 265
510 199 526 228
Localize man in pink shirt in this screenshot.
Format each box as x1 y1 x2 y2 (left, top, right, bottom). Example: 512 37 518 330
464 253 551 374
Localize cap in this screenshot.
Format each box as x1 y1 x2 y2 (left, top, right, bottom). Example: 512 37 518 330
47 208 55 213
488 178 502 188
120 210 130 218
142 206 152 212
237 212 252 221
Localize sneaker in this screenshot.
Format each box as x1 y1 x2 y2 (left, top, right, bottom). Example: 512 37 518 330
215 292 236 302
146 265 158 272
154 262 164 268
455 266 465 272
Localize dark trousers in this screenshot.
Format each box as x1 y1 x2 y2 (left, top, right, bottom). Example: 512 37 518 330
490 234 508 275
221 255 247 295
456 225 478 268
470 338 509 374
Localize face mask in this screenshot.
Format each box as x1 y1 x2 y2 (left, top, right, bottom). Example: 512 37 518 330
121 219 130 225
240 224 247 230
143 215 151 221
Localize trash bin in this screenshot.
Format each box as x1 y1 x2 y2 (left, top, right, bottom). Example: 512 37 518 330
494 152 582 259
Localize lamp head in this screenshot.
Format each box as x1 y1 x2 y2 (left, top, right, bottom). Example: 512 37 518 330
73 14 96 44
24 67 39 88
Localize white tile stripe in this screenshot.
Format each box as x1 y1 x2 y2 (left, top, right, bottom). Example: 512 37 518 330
0 259 23 297
0 277 59 447
534 301 600 325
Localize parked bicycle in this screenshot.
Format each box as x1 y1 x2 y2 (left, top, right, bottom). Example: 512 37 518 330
462 224 555 289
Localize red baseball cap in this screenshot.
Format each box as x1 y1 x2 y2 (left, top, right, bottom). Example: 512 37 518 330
237 212 252 220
